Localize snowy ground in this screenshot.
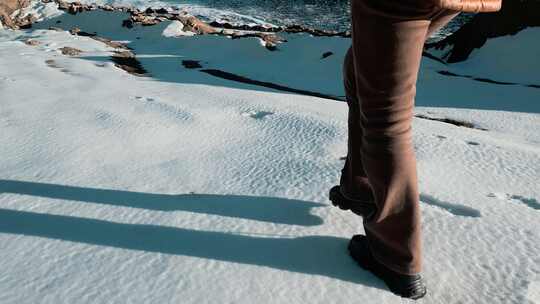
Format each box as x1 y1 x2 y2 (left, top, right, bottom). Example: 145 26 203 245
1 7 539 304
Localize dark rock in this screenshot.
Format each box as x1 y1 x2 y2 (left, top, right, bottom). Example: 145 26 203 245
70 27 97 37
91 36 130 50
321 51 334 59
24 39 40 46
59 46 83 56
101 5 114 11
111 50 147 76
122 19 134 28
182 60 202 69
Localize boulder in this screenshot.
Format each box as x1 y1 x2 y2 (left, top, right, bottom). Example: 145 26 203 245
0 0 31 29
59 46 83 56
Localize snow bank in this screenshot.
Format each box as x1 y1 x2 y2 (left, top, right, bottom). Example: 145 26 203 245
0 9 539 304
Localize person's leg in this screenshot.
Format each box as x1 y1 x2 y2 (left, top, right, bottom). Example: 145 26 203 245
350 0 438 275
339 47 374 203
337 8 460 208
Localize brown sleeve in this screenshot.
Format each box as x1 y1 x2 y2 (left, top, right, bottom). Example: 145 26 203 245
434 0 502 12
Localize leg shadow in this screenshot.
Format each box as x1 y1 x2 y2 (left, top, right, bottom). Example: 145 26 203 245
0 180 324 226
0 208 383 289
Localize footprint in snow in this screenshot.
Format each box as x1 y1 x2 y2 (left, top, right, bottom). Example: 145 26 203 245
0 76 15 82
131 96 191 121
488 193 540 211
241 110 274 120
45 59 73 74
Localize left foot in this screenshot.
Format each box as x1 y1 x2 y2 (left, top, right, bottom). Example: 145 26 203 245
329 185 376 217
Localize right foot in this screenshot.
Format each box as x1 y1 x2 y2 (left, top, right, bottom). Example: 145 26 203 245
329 185 376 218
348 235 427 300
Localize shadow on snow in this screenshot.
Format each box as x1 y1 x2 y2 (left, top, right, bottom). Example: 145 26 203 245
0 179 383 288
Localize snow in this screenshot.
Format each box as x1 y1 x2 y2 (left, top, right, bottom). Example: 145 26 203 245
430 27 540 85
162 21 195 37
0 8 539 304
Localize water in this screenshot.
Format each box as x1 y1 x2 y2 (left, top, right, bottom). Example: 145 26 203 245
97 0 474 37
161 0 472 36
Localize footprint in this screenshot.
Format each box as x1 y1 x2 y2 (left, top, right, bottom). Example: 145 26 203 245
0 76 15 82
132 96 191 122
241 110 274 120
420 194 482 218
45 59 74 74
489 193 540 210
45 59 61 69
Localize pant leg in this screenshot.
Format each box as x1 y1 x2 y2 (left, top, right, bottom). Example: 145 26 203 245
340 7 460 205
350 0 441 275
340 47 374 203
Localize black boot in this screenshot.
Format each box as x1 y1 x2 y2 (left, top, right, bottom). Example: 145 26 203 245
348 235 427 300
329 185 376 218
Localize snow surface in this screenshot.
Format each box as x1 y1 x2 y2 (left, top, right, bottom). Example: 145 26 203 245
0 9 539 304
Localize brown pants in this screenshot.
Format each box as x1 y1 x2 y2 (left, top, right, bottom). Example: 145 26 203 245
341 0 460 275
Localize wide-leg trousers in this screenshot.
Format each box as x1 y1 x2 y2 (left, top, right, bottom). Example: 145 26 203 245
340 0 460 275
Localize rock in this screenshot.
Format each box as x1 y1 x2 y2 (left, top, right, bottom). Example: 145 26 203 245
101 5 114 12
91 36 129 50
0 0 31 29
229 32 285 50
59 46 83 56
24 39 40 46
182 60 202 69
131 13 160 26
15 14 36 29
67 3 84 15
111 50 147 76
321 51 334 59
425 0 540 63
122 19 134 28
69 27 81 35
69 27 96 37
175 15 216 35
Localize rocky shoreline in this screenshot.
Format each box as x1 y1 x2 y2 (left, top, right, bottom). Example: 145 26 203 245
0 0 34 29
2 0 352 51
